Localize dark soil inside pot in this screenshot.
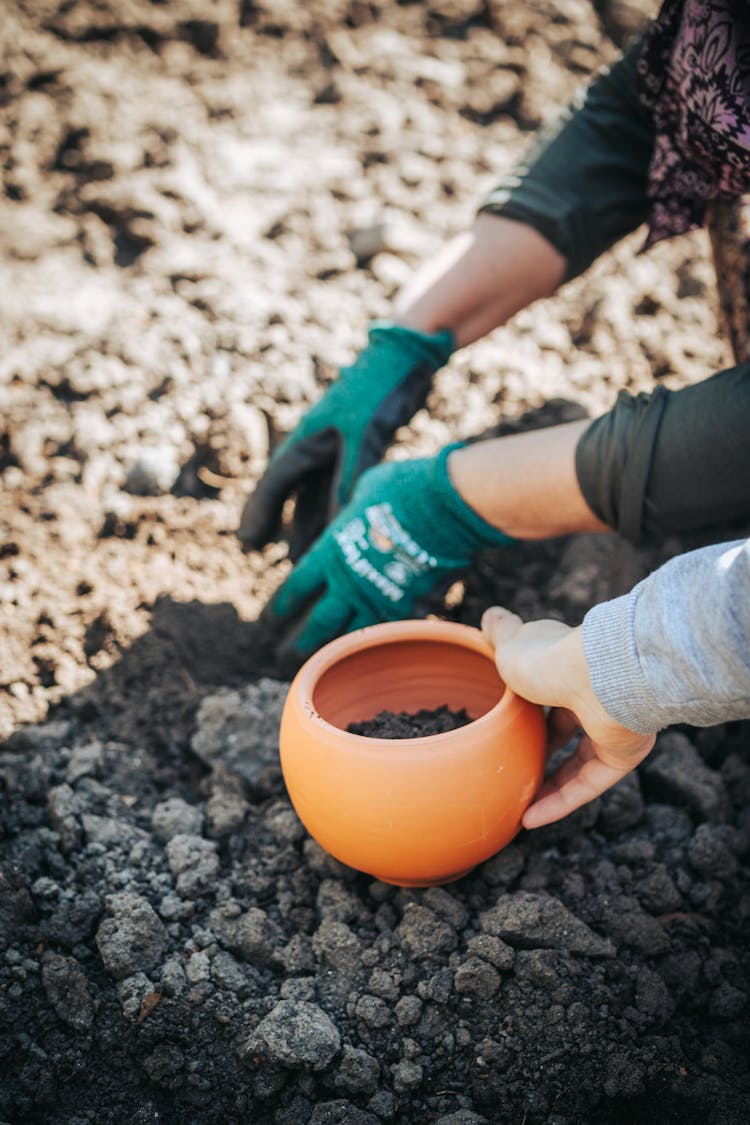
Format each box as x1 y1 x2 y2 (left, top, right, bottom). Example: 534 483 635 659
348 705 472 739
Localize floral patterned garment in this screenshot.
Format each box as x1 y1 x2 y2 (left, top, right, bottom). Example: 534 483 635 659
638 0 750 245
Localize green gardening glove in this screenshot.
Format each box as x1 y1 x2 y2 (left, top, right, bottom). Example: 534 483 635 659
238 321 454 560
268 443 514 667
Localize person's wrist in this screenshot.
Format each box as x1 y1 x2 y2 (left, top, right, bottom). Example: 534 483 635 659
440 444 513 548
445 444 503 534
556 626 653 740
367 321 455 373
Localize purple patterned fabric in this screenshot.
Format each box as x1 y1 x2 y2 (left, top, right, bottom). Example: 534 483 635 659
638 0 750 245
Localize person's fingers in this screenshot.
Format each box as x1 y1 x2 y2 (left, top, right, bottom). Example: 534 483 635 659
522 732 654 829
239 458 301 551
278 589 355 667
482 607 658 831
270 542 327 620
547 706 581 754
481 606 570 706
287 463 335 562
238 429 338 551
523 735 625 828
481 606 524 649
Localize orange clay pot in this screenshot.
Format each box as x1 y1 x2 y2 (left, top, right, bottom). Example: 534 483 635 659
280 619 546 887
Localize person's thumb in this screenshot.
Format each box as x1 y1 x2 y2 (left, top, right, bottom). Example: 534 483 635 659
481 605 569 707
481 606 524 650
481 605 536 699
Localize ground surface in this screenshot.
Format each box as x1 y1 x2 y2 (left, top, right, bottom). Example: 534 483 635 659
1 2 749 1123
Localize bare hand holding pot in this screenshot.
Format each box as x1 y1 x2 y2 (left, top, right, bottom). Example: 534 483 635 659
481 607 656 829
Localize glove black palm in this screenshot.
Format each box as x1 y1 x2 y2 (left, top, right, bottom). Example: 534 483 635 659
238 322 454 560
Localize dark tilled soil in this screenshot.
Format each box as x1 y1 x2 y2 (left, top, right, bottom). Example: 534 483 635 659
1 2 749 1124
348 707 473 739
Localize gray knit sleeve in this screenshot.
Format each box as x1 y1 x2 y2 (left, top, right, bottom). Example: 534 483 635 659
582 538 750 734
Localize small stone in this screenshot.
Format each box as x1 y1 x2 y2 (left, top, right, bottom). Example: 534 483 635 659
348 222 388 264
210 950 247 993
152 798 203 842
480 892 615 957
47 784 82 854
313 919 363 974
390 1059 423 1094
334 1044 380 1096
230 906 280 965
688 824 738 879
142 1043 185 1089
41 952 94 1031
355 994 391 1030
480 845 525 886
602 897 670 956
614 839 656 864
423 886 468 929
394 995 422 1027
160 957 187 998
435 1113 488 1125
454 956 501 1000
210 900 242 941
645 802 693 842
309 1101 379 1125
243 1000 341 1070
597 772 644 835
266 805 306 845
303 838 355 879
166 834 219 898
395 903 457 958
96 892 167 979
185 951 211 982
709 981 746 1020
0 865 37 938
82 814 139 849
514 949 560 989
116 971 154 1019
65 742 104 783
368 968 399 1001
636 865 682 914
466 934 515 971
635 966 674 1024
643 732 729 822
280 977 317 1002
278 933 316 974
368 1090 398 1120
42 889 102 948
419 967 454 1004
207 769 248 838
158 893 194 922
124 448 180 496
317 879 362 923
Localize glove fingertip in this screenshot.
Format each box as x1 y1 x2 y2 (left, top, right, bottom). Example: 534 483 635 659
237 496 280 552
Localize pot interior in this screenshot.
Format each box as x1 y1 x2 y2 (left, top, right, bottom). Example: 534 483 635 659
312 637 505 733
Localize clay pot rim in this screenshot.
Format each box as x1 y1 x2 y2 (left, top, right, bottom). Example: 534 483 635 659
293 618 523 750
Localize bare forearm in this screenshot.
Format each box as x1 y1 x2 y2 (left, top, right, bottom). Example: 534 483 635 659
393 214 566 348
447 420 610 540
